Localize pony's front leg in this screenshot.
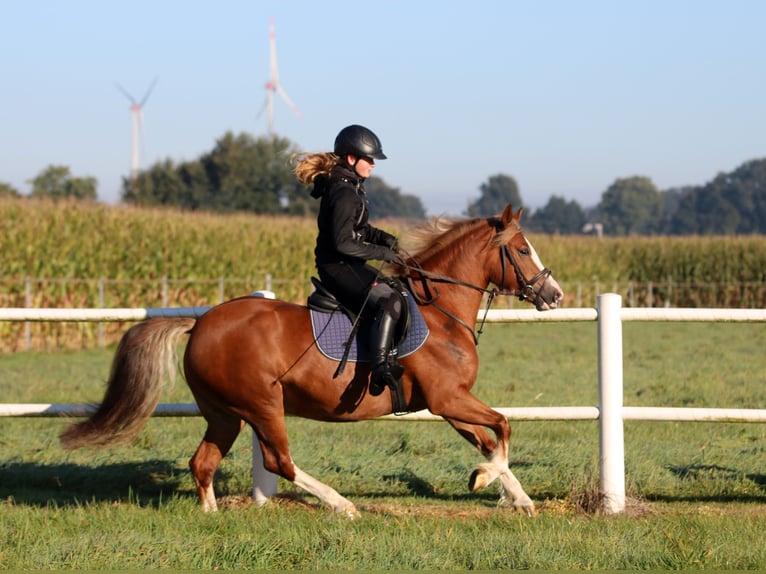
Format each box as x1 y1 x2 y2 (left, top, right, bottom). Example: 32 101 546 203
469 455 536 517
496 465 536 517
446 417 535 516
198 481 218 513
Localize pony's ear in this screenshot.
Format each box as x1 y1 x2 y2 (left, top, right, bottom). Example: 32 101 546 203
501 204 523 228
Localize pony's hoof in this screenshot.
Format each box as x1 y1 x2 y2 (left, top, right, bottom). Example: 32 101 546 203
201 498 219 513
468 468 489 492
515 503 536 517
338 504 360 520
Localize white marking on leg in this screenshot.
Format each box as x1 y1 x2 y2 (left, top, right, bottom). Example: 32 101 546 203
291 465 359 519
471 448 507 491
201 483 218 513
474 449 535 515
498 467 535 515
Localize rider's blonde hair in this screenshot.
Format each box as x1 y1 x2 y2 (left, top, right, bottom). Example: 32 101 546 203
292 152 339 185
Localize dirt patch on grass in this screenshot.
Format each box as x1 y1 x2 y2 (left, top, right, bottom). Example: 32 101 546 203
217 492 661 518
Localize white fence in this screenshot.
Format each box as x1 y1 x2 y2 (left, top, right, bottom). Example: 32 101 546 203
2 293 765 513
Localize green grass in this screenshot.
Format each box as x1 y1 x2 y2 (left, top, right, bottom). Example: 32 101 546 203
1 322 765 569
2 498 763 569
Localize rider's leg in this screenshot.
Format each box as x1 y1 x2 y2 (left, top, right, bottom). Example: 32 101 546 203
368 283 403 396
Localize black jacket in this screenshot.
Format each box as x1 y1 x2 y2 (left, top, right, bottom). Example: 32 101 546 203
312 163 396 266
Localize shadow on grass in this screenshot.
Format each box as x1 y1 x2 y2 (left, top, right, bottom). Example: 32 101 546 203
7 460 762 511
375 464 537 505
641 463 766 504
374 464 766 508
667 463 766 490
0 459 236 508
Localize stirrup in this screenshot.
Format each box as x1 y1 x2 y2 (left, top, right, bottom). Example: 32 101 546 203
370 362 403 397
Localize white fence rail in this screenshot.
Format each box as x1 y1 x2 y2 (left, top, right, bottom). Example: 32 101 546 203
2 293 765 513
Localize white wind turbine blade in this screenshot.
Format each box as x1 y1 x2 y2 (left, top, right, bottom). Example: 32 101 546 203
276 84 302 119
140 76 158 107
256 93 269 118
115 82 137 104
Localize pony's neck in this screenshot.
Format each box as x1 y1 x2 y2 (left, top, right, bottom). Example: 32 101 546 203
416 223 494 321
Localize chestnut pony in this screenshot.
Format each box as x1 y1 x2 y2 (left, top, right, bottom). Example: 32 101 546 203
61 204 563 518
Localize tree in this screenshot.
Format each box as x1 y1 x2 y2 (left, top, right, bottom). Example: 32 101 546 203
365 176 426 219
527 195 585 234
669 158 766 234
122 131 425 217
201 133 299 213
466 174 523 217
597 176 660 235
28 165 97 201
122 158 186 207
0 182 20 198
654 186 689 234
122 132 303 214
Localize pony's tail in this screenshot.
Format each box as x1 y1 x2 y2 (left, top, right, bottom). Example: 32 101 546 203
60 317 196 450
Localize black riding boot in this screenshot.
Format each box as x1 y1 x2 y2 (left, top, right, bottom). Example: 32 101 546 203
369 309 404 396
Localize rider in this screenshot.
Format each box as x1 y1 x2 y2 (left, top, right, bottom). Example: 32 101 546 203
294 124 406 396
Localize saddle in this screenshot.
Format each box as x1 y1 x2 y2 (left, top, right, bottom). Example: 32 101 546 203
307 277 429 364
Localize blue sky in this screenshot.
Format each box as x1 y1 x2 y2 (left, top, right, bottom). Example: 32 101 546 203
2 0 764 216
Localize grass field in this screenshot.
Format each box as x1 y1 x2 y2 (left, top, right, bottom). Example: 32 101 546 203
1 322 765 569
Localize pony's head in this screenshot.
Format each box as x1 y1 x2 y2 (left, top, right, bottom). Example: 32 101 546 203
400 204 564 311
489 204 564 310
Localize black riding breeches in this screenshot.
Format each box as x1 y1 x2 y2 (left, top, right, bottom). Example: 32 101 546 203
317 261 401 320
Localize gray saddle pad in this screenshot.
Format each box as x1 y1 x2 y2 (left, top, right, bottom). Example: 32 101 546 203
310 291 429 362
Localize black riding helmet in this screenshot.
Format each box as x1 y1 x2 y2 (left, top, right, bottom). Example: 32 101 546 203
334 125 387 160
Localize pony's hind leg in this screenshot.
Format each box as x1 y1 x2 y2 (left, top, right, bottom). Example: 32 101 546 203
444 416 535 516
252 420 360 519
189 416 245 512
291 463 360 519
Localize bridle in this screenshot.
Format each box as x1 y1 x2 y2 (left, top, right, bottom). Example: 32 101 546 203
497 243 552 306
400 230 552 344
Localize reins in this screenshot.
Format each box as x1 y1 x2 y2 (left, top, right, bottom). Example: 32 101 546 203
402 263 491 345
398 238 552 345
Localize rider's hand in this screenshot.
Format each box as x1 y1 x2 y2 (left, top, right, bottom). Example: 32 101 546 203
382 248 407 267
383 234 398 249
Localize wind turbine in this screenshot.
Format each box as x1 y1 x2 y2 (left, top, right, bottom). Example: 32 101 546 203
257 19 302 135
115 77 158 181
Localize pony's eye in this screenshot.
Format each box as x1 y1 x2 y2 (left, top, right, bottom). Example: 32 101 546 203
519 248 530 256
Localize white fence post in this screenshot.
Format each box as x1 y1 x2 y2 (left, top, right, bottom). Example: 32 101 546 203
597 293 626 514
251 439 277 504
250 289 278 503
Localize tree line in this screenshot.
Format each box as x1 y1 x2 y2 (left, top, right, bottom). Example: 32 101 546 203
4 130 766 235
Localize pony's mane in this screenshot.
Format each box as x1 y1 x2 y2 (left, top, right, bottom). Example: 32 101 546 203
405 214 522 261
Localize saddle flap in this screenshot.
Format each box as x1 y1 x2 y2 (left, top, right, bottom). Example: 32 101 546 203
308 296 340 313
307 277 358 324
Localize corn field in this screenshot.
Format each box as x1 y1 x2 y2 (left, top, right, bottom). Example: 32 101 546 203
2 197 766 352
